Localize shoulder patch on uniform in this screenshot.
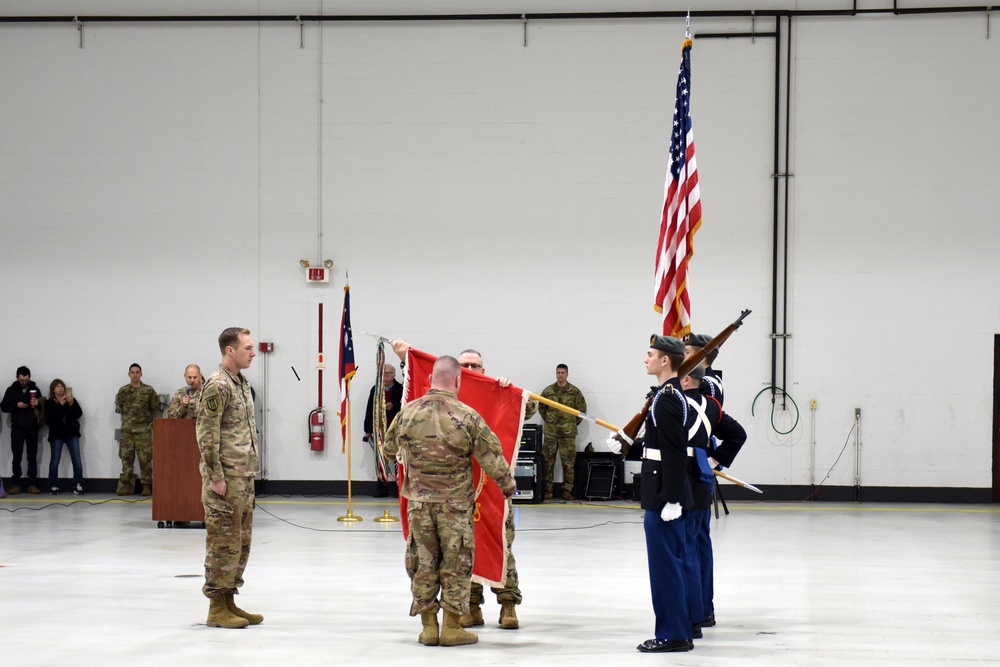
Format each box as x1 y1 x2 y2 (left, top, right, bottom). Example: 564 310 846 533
202 385 221 416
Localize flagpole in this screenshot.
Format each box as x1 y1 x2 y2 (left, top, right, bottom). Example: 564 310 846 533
338 383 362 522
526 391 760 492
337 276 362 523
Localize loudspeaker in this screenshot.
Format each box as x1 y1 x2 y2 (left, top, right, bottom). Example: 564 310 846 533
582 461 617 500
513 452 544 504
519 424 542 454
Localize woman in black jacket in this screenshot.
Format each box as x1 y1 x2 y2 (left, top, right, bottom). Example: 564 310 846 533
44 379 84 495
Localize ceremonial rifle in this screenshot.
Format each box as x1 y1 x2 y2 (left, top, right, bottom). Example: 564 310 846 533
611 308 751 456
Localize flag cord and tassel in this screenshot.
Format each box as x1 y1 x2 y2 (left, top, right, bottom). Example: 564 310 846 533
373 338 399 523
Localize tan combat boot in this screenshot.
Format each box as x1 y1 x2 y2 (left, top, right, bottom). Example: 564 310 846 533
226 591 263 625
499 601 519 629
141 484 152 497
440 610 478 646
207 595 249 629
459 602 484 628
418 611 439 646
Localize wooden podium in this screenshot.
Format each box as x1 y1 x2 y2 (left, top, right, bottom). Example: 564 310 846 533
152 418 205 527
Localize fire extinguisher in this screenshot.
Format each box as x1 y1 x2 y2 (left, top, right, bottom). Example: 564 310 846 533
309 408 325 451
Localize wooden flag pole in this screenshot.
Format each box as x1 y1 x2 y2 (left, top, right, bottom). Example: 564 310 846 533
528 391 761 492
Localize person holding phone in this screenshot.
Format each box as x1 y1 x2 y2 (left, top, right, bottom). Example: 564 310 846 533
44 379 84 495
1 365 43 495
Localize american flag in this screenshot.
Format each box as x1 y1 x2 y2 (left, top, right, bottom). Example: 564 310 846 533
654 37 702 338
337 282 357 445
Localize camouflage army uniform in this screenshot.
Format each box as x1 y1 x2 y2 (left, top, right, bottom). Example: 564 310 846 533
114 382 160 493
196 365 258 599
538 382 587 498
383 388 516 617
167 386 202 419
470 398 536 607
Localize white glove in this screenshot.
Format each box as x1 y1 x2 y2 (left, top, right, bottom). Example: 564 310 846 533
606 434 622 455
660 502 682 522
708 456 722 470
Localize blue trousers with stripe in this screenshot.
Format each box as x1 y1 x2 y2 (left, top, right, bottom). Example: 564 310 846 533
643 509 689 641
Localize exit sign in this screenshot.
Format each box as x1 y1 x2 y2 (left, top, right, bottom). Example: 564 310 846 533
306 267 329 283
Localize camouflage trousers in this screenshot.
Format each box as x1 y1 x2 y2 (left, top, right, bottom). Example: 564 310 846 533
406 500 475 616
470 500 521 605
201 475 255 598
118 429 153 492
543 431 577 495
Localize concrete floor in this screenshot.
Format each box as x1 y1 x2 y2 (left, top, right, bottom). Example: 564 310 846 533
1 494 998 666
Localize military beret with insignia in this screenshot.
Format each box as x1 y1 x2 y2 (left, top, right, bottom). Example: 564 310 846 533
649 334 685 355
684 333 712 348
688 363 706 380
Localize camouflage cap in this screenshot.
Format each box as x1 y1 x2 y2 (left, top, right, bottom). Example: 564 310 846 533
684 333 712 348
649 334 685 355
688 363 706 380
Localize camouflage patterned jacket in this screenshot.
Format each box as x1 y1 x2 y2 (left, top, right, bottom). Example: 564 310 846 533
115 383 159 433
538 382 587 436
167 386 201 419
384 388 515 504
196 365 258 482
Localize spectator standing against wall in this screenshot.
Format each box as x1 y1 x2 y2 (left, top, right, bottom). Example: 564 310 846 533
114 363 159 496
1 365 43 495
538 364 587 501
44 379 84 495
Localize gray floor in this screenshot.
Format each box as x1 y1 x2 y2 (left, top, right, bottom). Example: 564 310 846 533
2 493 999 666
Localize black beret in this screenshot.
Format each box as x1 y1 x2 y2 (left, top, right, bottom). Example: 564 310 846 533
649 334 685 355
684 333 711 348
688 363 706 380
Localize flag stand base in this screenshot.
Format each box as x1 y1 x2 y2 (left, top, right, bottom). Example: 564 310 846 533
374 509 399 523
337 509 363 522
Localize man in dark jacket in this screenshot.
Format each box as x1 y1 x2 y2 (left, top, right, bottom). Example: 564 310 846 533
1 366 43 495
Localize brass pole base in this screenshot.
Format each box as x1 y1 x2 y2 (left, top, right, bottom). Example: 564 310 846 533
374 509 400 523
337 509 363 522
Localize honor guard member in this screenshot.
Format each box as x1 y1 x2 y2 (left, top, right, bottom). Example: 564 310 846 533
538 364 587 501
683 335 743 628
383 355 517 647
167 364 204 419
684 334 724 405
680 364 747 635
196 328 262 629
114 363 160 496
637 335 694 653
392 340 534 632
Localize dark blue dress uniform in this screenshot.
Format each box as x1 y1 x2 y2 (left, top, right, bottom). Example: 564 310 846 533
685 379 745 627
639 376 693 652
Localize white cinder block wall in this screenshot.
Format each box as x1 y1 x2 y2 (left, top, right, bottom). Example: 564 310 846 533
1 2 997 491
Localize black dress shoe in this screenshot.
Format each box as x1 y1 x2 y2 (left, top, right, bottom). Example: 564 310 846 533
701 613 716 627
636 638 692 653
692 623 703 639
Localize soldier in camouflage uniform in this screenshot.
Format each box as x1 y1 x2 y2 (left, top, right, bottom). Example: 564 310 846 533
167 364 204 419
383 355 516 647
114 363 160 496
196 327 261 630
539 364 587 501
392 340 533 631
